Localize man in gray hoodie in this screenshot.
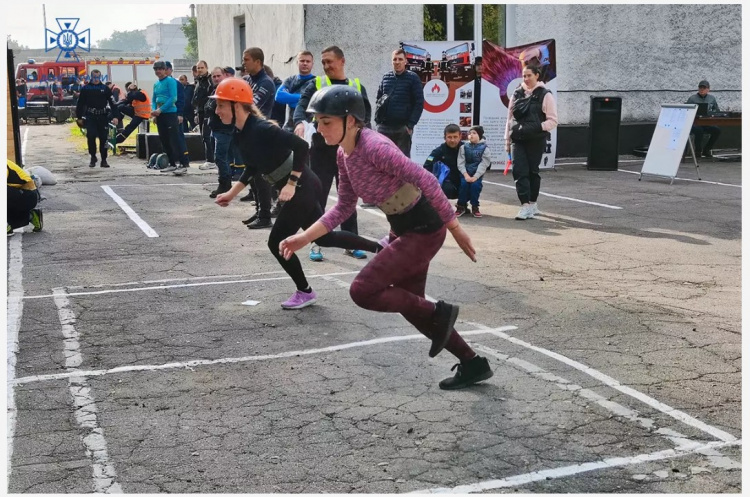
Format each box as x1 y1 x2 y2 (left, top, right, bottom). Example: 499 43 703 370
686 80 721 158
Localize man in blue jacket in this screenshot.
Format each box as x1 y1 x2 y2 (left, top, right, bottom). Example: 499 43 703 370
150 61 182 172
374 48 425 157
275 51 316 132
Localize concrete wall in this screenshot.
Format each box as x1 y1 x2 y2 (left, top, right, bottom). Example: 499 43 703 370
196 4 305 79
304 4 424 112
509 4 742 124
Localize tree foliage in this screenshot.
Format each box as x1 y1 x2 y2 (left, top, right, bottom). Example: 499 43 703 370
181 17 198 59
423 5 503 45
7 36 29 51
95 30 149 52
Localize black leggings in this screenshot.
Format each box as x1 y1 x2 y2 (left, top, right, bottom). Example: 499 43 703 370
512 136 546 205
267 168 381 291
310 132 358 234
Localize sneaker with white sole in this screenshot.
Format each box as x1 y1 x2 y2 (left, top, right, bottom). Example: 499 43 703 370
198 161 217 170
529 203 540 217
309 244 324 261
344 249 367 259
515 204 534 220
172 166 188 176
281 289 317 309
160 165 178 173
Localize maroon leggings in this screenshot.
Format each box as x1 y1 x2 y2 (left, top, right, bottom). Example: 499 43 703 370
349 226 476 361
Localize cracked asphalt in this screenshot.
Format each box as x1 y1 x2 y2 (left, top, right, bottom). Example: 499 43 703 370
7 122 741 493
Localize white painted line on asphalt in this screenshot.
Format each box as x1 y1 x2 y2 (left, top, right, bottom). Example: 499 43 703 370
413 439 742 494
52 288 123 494
108 183 215 187
554 159 644 166
483 181 624 209
12 327 517 386
6 233 24 480
617 168 742 188
485 329 737 443
101 185 159 238
65 270 289 290
23 271 360 300
474 344 711 457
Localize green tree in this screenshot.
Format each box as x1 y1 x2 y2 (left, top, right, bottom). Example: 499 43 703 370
7 36 29 51
424 5 446 41
96 30 149 52
181 17 198 59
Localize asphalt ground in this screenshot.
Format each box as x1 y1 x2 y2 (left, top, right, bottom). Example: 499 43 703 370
5 122 742 493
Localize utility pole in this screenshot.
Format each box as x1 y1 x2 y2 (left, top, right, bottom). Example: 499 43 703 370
43 4 48 33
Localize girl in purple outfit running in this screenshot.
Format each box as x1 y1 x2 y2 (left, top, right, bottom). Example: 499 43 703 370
280 85 493 390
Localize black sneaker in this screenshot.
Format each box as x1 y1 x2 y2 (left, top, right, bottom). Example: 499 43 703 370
247 217 272 229
89 156 97 168
209 182 232 199
116 133 126 144
242 214 258 225
429 300 459 358
239 192 255 202
100 159 110 168
270 201 283 218
439 356 494 390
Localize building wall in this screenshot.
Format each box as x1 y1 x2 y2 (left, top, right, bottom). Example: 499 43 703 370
509 4 742 124
303 4 423 111
145 22 189 62
196 4 305 78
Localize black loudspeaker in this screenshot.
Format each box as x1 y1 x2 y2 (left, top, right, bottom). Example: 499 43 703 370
137 132 205 161
587 97 622 171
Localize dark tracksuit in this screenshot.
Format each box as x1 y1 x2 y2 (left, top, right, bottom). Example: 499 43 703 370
182 82 196 131
172 76 190 167
244 69 278 221
293 77 373 236
686 93 721 154
375 69 424 157
233 115 381 291
193 74 214 162
75 81 121 161
510 86 550 205
423 142 463 199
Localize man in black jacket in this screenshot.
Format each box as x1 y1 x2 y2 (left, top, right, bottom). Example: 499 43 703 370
375 48 425 158
75 69 121 168
179 74 196 132
193 60 215 168
423 123 463 200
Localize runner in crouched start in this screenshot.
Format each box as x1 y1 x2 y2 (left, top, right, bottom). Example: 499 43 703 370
213 78 382 309
279 85 493 389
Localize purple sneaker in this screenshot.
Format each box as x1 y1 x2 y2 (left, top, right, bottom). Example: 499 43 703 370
281 289 317 309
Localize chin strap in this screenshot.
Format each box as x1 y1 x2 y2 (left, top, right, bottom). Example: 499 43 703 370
335 116 348 145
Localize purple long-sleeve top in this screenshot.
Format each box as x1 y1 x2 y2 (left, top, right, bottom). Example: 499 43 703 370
319 128 457 232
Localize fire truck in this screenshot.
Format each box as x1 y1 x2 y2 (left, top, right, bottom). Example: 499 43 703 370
442 42 475 82
15 57 160 106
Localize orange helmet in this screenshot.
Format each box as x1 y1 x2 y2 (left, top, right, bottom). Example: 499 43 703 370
209 77 254 104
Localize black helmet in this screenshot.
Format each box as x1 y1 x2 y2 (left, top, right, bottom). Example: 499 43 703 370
152 60 167 70
307 85 366 122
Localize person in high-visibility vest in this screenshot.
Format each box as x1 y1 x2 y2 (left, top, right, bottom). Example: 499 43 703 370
116 83 151 143
292 45 372 262
7 160 43 235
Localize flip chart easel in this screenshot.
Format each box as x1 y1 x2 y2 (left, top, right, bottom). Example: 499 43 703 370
639 104 701 184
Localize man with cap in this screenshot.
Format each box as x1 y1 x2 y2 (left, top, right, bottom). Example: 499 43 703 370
686 80 721 158
151 60 183 172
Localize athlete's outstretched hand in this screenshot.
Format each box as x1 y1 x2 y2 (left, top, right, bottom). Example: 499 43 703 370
448 224 477 262
279 234 308 260
215 193 233 207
